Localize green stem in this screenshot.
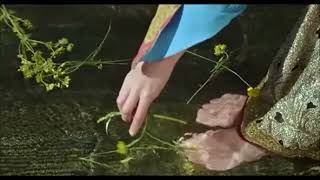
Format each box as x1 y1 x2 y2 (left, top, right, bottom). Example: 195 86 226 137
130 146 172 151
89 150 118 156
186 50 252 87
145 131 176 148
152 114 187 125
97 112 121 123
29 39 55 52
91 146 172 158
104 118 113 135
127 119 148 148
76 19 112 70
62 58 128 75
2 6 35 53
186 69 216 104
79 157 113 168
63 59 129 67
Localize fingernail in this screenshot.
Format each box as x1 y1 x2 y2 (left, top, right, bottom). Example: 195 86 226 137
129 129 136 136
122 115 128 122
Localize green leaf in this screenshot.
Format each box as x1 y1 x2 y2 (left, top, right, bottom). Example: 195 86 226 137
46 83 55 91
35 74 41 83
58 38 69 45
46 41 53 49
31 42 37 47
120 157 134 164
116 141 128 155
23 19 32 29
17 54 24 59
66 43 74 52
62 76 71 87
8 10 16 14
97 64 103 70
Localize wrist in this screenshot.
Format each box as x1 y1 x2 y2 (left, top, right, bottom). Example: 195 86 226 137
140 50 185 77
152 50 185 70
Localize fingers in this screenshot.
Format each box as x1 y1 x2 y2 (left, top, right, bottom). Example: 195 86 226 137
117 73 133 120
121 90 139 122
117 93 128 113
117 80 130 108
129 98 152 136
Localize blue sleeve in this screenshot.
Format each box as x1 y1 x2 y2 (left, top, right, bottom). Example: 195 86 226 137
142 4 247 62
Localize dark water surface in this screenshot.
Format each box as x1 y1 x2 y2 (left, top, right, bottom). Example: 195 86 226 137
1 5 319 175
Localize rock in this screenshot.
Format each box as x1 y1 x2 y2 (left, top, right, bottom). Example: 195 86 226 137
181 128 267 171
181 94 266 171
196 94 247 128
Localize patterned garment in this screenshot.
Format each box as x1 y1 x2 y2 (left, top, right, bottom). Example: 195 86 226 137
133 4 181 63
133 4 247 64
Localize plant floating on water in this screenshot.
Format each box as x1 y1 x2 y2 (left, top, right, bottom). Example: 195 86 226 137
186 43 259 104
97 111 187 148
116 140 128 155
0 5 128 91
182 160 196 175
81 111 195 174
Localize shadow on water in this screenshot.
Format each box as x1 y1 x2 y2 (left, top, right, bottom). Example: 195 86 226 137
1 5 319 175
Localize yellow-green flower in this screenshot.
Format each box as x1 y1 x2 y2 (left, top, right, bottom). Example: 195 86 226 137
46 83 55 91
214 44 227 56
97 64 103 70
58 38 69 45
23 19 32 29
62 76 71 88
116 141 128 155
182 161 195 175
247 86 260 97
66 43 74 52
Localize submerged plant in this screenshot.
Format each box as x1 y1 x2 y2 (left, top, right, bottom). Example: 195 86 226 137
81 111 194 174
186 43 260 104
98 111 187 149
116 141 128 155
0 5 128 91
182 160 196 175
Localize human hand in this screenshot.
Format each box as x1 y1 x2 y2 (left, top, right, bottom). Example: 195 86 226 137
117 51 184 136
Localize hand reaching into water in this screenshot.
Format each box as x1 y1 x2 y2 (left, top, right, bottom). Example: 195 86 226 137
117 51 185 136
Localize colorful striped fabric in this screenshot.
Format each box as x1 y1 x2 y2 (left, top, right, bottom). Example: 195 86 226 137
134 4 247 62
